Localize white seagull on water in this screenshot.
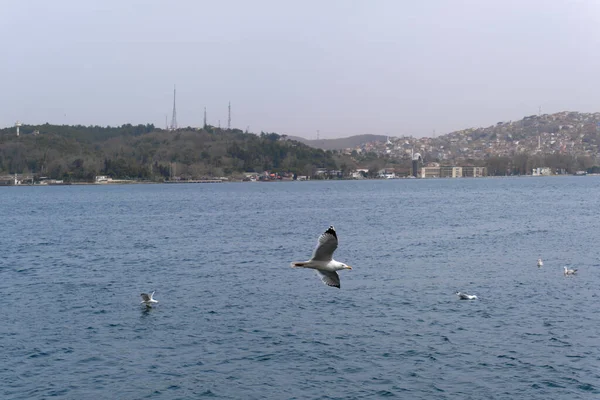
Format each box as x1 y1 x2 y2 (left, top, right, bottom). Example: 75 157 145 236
537 258 543 268
456 292 478 300
564 266 577 276
141 291 158 306
290 225 352 288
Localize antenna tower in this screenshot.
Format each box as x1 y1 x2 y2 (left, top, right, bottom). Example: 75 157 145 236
228 101 231 130
537 106 541 150
170 85 178 130
203 107 207 128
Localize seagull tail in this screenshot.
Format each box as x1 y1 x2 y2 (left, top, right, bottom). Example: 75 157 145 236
291 262 307 268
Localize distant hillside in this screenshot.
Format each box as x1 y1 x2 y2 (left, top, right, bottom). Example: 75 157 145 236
0 124 338 181
446 111 600 142
343 110 600 176
288 134 388 150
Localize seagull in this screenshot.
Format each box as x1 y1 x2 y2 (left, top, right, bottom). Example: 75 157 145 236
456 291 478 300
537 258 543 268
290 225 352 288
141 291 158 306
564 266 577 276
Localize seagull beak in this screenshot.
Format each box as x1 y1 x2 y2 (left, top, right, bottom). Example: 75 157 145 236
346 265 352 270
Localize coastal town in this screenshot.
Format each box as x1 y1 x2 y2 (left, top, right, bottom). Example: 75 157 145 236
1 111 600 185
329 111 600 178
339 111 600 167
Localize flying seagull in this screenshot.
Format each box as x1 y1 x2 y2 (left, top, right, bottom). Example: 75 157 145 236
537 258 543 268
141 291 158 306
564 266 577 276
290 225 352 288
456 291 478 300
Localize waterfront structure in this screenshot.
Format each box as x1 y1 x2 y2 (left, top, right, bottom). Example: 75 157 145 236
532 167 552 176
421 166 440 178
440 166 462 178
462 166 487 177
420 165 487 178
95 175 113 183
412 152 422 177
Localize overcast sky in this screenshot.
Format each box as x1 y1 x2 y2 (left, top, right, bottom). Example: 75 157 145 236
1 0 599 138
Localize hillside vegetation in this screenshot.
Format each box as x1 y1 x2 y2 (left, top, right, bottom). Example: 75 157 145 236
0 124 339 181
288 134 388 150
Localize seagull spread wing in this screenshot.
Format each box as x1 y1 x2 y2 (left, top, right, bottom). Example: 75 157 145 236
310 226 338 261
141 293 151 302
316 270 341 288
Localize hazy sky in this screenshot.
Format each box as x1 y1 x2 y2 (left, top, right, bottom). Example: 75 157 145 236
1 0 599 139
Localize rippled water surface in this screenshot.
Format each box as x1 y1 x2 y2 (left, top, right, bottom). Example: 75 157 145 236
1 177 600 399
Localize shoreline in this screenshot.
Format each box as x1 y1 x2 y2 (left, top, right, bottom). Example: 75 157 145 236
2 173 599 187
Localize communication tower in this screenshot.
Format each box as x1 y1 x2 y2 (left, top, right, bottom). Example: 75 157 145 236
228 101 231 130
170 85 178 130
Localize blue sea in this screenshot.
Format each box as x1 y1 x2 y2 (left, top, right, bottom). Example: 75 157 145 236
1 177 599 399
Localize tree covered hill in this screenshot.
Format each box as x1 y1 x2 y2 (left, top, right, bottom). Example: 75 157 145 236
0 124 339 181
288 134 388 150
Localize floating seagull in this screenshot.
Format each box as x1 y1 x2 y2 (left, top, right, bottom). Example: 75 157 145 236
456 291 478 300
141 291 158 306
290 225 352 288
564 266 577 276
537 258 543 268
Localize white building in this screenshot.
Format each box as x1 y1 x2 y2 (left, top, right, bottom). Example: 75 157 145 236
95 175 113 183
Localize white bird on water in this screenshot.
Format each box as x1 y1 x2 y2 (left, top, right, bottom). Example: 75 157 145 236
456 292 478 300
141 291 158 306
537 258 543 268
564 266 577 276
290 225 352 288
